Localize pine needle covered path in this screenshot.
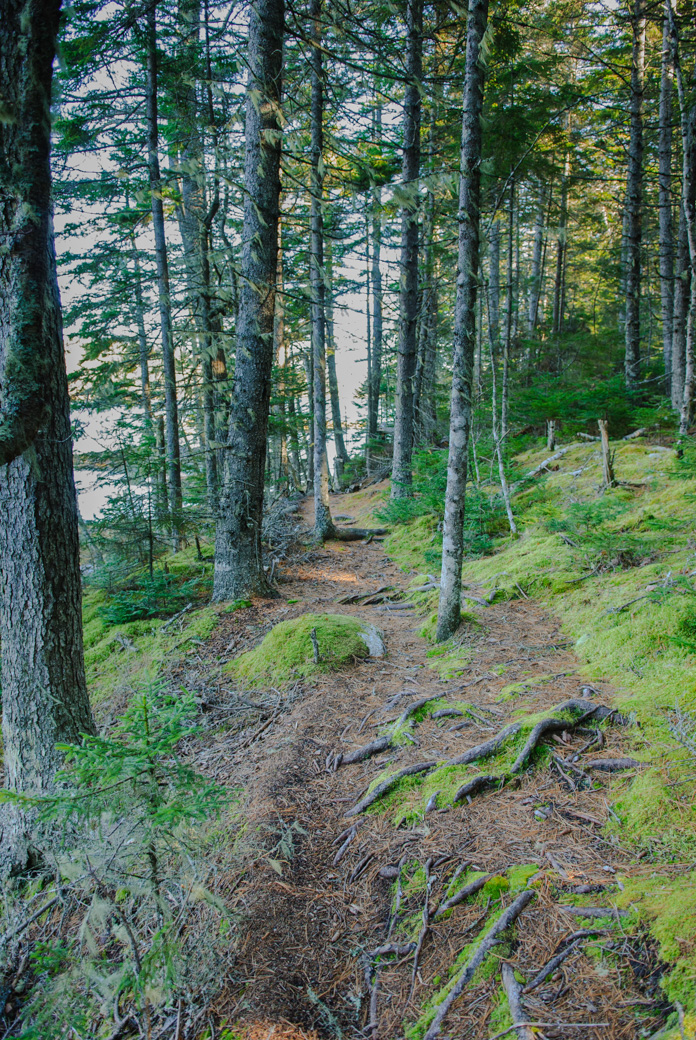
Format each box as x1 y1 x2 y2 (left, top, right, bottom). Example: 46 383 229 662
185 484 665 1040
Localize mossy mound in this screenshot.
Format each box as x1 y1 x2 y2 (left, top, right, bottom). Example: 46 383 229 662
226 613 384 687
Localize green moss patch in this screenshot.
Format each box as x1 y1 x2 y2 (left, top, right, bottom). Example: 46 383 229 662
225 613 382 687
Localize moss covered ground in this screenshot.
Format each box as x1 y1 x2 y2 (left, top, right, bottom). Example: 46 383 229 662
374 436 696 1017
225 612 378 687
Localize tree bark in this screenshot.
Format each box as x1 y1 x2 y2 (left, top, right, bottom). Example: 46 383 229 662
212 0 284 599
527 180 545 336
173 0 221 518
659 4 675 394
367 114 384 476
0 0 95 875
145 4 183 545
665 0 696 436
325 237 349 480
436 0 489 642
502 178 514 440
672 199 689 409
624 0 646 390
391 0 423 499
598 419 616 487
309 0 335 540
552 146 569 339
488 218 501 348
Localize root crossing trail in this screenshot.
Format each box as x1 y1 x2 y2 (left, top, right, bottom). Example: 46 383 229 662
188 486 662 1040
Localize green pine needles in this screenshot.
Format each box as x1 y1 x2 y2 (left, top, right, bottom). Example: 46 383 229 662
2 680 233 1039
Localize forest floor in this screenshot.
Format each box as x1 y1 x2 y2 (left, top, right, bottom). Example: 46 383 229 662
176 484 668 1040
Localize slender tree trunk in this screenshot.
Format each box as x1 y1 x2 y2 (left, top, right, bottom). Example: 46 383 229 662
145 5 183 546
325 238 349 479
501 179 514 440
659 5 675 394
598 420 616 487
488 219 501 349
436 0 489 642
667 1 696 435
552 149 569 339
673 199 689 408
367 118 384 475
391 0 422 499
527 180 545 336
624 0 646 390
0 0 95 875
489 327 517 535
274 231 288 489
309 0 334 539
212 0 284 600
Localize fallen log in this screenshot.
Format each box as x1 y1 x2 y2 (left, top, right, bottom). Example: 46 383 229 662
583 758 641 771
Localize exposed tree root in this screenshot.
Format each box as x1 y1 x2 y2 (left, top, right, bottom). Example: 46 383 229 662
340 695 441 766
524 929 608 993
345 761 438 817
433 871 493 920
448 724 521 767
501 961 535 1040
422 889 535 1040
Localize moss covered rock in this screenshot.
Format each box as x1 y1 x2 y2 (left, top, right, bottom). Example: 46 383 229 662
226 613 385 687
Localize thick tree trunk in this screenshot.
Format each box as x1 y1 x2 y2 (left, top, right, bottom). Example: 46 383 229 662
436 0 489 642
659 5 675 394
145 5 183 545
325 239 349 479
0 0 95 875
309 0 334 540
391 0 423 499
624 0 646 390
212 0 284 600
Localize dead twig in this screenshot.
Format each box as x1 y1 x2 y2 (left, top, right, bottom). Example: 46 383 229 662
501 962 535 1039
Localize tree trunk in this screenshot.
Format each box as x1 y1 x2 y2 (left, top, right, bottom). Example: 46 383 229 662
309 0 335 540
367 118 384 475
547 420 556 451
173 0 221 519
436 0 489 642
598 420 616 487
0 0 95 875
145 4 183 546
527 180 545 336
552 147 569 339
672 201 689 408
502 178 514 440
624 0 646 390
488 219 501 348
668 0 696 436
212 0 284 600
489 326 517 536
325 238 349 479
659 4 675 394
391 0 423 499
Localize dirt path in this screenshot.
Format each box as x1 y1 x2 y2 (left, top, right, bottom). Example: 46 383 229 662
185 490 664 1040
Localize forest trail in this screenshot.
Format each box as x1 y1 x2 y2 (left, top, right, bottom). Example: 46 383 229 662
188 486 661 1040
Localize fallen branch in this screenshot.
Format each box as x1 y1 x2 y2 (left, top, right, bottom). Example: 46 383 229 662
422 890 535 1040
333 527 388 542
487 1024 609 1040
501 962 535 1040
563 906 628 920
583 758 641 772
